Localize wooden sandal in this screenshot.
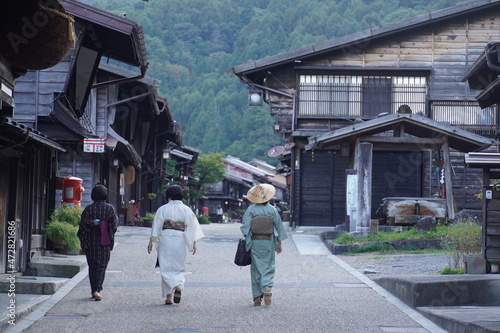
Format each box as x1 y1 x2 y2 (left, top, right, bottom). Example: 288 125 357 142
173 289 181 303
263 288 272 305
92 292 102 301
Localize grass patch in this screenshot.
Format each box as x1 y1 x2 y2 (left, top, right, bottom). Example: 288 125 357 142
350 243 393 253
333 221 481 266
439 267 465 275
332 226 449 245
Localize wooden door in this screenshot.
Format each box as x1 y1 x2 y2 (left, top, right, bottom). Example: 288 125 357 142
299 150 348 227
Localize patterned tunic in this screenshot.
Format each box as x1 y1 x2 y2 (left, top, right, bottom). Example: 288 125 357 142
78 201 118 294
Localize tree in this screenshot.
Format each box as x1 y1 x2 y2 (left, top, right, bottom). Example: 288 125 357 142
84 0 467 162
187 153 226 210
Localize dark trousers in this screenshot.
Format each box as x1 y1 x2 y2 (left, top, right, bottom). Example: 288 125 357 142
85 234 111 294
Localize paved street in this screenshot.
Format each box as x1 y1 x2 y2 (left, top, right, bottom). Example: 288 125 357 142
6 223 445 333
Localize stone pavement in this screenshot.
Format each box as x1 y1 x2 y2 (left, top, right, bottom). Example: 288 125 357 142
0 223 497 332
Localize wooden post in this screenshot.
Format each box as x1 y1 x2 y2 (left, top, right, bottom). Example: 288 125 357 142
442 140 455 220
355 142 373 234
482 168 490 258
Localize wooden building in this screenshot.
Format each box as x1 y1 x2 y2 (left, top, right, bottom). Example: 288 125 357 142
10 1 181 256
231 0 500 228
462 41 500 266
0 1 74 273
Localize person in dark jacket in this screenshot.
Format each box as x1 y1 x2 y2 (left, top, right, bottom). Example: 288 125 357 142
77 184 118 301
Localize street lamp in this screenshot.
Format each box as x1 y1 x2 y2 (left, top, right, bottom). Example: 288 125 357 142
248 86 263 106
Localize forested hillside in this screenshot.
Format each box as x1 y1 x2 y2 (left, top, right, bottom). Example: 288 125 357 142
82 0 467 163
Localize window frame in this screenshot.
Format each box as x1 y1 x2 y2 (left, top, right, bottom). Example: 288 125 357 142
297 71 429 119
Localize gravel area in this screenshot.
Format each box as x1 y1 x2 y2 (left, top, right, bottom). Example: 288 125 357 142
337 252 451 278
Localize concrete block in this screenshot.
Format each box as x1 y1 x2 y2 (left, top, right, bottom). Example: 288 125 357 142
465 254 487 274
0 276 68 294
27 256 86 278
374 275 500 308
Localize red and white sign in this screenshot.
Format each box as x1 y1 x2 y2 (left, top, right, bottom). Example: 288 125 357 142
83 139 106 153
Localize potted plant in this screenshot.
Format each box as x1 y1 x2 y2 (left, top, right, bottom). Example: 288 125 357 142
490 260 500 274
44 220 80 252
141 212 155 227
44 203 82 254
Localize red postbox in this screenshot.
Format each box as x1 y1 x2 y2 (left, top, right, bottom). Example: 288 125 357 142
62 177 85 206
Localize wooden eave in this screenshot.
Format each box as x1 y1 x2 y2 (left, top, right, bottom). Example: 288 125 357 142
98 63 158 86
60 0 147 68
230 0 500 76
462 43 500 92
465 152 500 168
476 76 500 108
305 113 495 153
462 52 489 86
98 63 160 116
0 117 66 153
107 127 142 169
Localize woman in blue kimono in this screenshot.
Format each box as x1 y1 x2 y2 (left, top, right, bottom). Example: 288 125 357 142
241 183 288 306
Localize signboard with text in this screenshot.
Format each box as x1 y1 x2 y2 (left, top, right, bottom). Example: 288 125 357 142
83 139 105 153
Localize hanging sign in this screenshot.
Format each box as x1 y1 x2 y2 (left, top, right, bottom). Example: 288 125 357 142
83 139 105 153
119 173 125 195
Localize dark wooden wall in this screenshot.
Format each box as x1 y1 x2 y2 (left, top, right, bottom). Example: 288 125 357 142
14 53 73 124
485 192 500 262
296 149 426 227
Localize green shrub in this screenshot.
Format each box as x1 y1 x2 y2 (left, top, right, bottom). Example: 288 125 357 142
441 217 481 270
48 203 83 227
141 212 155 221
44 220 80 249
197 214 211 224
44 204 83 250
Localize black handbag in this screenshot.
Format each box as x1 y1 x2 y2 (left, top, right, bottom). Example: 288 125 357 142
234 238 251 266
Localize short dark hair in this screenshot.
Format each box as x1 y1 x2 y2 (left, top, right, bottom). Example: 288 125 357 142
166 185 184 200
91 184 108 201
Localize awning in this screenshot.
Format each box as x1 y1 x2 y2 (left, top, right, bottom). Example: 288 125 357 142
465 152 500 168
170 149 193 161
51 99 91 139
476 76 500 109
60 0 147 68
225 173 254 186
305 113 496 153
106 127 142 169
0 117 65 152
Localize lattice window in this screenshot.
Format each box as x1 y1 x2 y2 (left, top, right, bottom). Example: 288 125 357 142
431 101 497 136
299 74 427 118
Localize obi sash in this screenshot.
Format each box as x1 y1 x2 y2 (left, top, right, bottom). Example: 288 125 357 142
162 219 185 231
251 216 273 240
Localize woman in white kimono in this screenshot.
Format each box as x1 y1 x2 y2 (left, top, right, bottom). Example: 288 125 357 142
147 185 204 305
241 184 288 306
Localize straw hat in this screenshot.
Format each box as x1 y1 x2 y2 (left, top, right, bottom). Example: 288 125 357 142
246 184 276 204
